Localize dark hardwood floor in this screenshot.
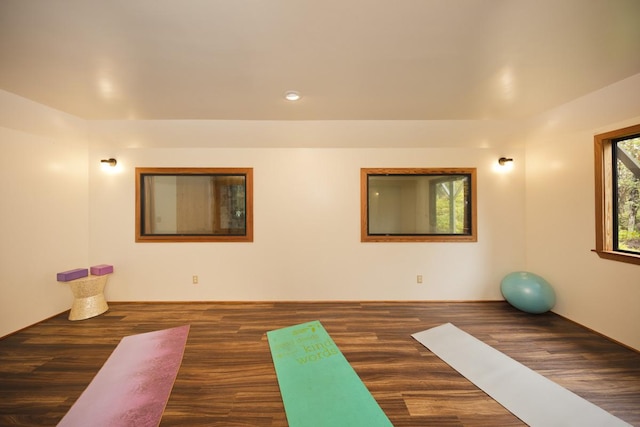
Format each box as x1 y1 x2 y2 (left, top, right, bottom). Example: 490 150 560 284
1 301 639 426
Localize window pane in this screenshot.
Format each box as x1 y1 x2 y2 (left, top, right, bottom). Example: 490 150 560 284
614 135 640 255
143 175 246 235
135 167 253 243
361 168 476 242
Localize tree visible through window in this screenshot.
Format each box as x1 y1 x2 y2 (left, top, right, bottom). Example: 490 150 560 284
594 124 640 265
613 135 640 254
433 176 469 234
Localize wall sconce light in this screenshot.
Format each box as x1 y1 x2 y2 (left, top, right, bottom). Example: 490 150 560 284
101 158 117 167
498 157 513 166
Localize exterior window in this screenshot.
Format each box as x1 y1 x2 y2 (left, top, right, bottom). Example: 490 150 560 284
594 124 640 264
361 168 477 242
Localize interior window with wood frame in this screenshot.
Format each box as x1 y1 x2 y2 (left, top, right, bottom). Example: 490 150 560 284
361 168 477 242
135 167 253 242
594 124 640 265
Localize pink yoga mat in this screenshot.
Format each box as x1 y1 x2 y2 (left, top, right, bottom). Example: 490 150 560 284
57 325 190 427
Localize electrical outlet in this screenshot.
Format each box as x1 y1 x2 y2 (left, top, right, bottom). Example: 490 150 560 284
192 275 198 284
417 275 423 284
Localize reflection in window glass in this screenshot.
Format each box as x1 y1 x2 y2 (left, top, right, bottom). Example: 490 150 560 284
142 175 246 236
367 175 470 235
135 167 252 243
361 168 476 242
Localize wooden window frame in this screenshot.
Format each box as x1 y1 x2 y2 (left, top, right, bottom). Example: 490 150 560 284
594 124 640 265
361 167 477 243
135 167 253 243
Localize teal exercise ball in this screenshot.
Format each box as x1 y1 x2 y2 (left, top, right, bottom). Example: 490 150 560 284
501 272 556 314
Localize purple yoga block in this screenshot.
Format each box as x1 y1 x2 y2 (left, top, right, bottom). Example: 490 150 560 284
90 264 114 276
57 268 89 282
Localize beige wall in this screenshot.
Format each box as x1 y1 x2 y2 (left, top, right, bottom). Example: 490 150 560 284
524 73 640 350
87 138 526 302
0 91 89 337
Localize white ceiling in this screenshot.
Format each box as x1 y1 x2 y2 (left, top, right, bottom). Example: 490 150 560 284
1 0 639 121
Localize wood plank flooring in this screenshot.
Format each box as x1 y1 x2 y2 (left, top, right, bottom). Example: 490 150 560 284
1 301 639 426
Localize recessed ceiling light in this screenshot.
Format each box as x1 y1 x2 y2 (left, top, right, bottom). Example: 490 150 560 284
284 91 301 101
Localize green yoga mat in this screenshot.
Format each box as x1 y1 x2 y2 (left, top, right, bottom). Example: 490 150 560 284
267 321 393 427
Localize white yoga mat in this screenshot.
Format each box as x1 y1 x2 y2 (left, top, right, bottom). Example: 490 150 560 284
412 323 631 427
